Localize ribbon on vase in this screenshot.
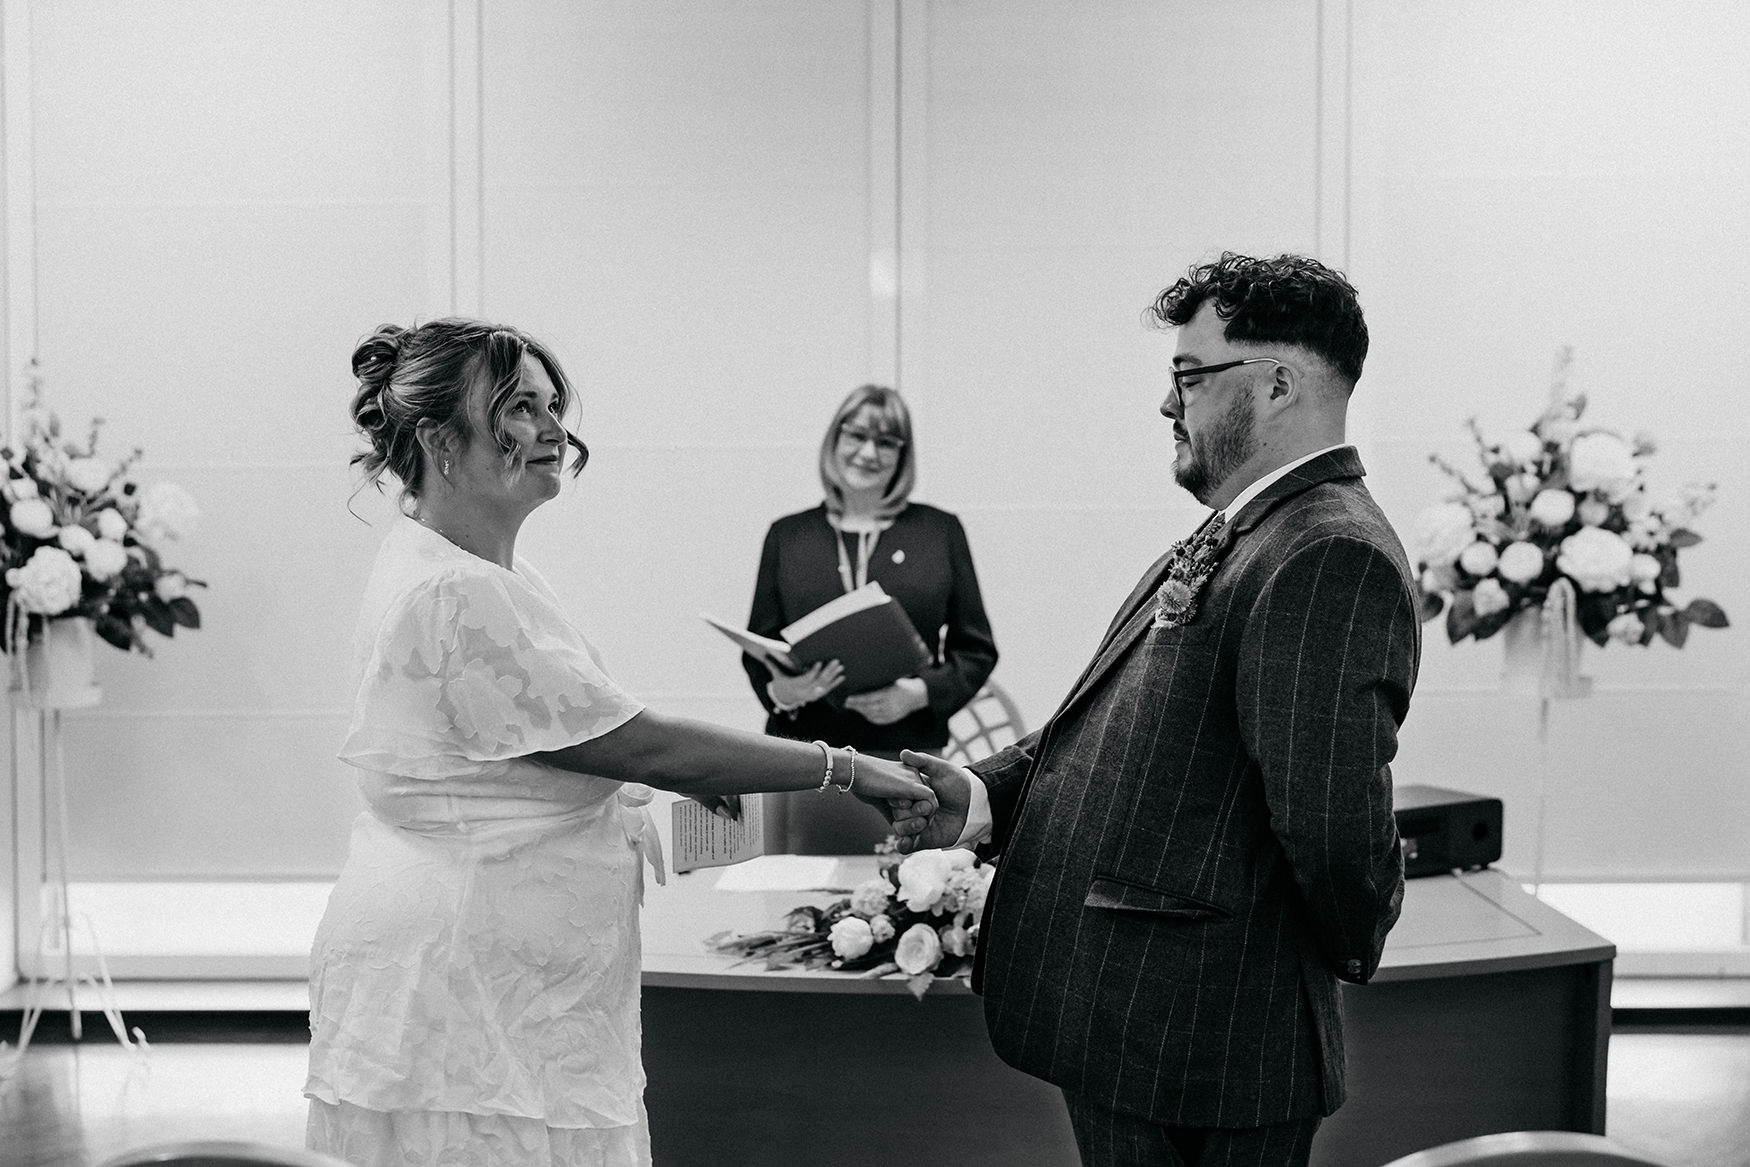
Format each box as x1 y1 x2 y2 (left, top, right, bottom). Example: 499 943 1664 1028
1537 577 1593 700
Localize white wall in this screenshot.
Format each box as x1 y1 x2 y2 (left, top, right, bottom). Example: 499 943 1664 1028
3 0 1744 900
1349 1 1750 879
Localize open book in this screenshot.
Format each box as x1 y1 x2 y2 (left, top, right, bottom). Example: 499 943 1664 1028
703 581 932 696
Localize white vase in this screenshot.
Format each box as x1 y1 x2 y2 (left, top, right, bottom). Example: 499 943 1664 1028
21 616 104 709
1499 606 1590 700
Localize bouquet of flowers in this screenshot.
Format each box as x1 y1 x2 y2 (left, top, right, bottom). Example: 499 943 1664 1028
706 840 995 999
1411 348 1727 649
1 365 204 655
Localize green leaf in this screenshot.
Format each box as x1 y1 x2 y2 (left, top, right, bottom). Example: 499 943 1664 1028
1416 589 1445 623
167 598 201 629
95 614 134 652
1445 591 1480 643
140 597 176 638
1657 608 1690 648
1667 529 1703 549
1684 599 1729 629
1657 547 1680 589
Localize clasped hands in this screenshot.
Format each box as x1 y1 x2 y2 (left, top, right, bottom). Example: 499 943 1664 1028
879 750 978 854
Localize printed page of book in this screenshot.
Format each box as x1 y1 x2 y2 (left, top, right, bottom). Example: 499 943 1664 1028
671 793 770 873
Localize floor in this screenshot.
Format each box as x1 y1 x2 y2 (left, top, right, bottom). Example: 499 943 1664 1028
0 1015 1745 1167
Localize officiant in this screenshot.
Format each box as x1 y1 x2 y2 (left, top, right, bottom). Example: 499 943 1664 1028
743 384 998 853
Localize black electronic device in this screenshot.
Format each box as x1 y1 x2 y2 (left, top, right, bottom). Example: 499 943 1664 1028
1392 784 1503 878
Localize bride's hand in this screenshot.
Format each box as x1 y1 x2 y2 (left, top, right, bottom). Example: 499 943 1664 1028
850 754 936 837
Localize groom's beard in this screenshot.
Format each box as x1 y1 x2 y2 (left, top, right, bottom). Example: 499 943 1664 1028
1174 393 1257 506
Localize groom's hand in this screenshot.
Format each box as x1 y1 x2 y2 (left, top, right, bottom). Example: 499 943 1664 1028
896 750 973 853
853 756 937 835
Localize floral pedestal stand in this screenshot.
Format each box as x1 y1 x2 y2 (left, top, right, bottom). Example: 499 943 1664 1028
1499 582 1591 896
2 618 146 1083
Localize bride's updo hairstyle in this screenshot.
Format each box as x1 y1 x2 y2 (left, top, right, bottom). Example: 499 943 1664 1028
349 318 589 506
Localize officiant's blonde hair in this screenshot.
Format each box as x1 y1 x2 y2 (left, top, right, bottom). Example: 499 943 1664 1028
819 384 915 521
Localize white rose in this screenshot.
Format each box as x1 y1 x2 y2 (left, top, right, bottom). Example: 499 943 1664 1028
1457 541 1499 577
1497 541 1546 584
135 482 200 542
1541 417 1580 445
1503 431 1544 466
869 914 895 943
897 850 955 914
828 916 874 961
4 546 83 614
1420 564 1459 595
1576 498 1611 527
95 508 129 541
1529 489 1576 527
9 497 57 538
1506 474 1541 504
893 923 944 975
944 849 975 871
1471 578 1511 617
961 865 994 921
849 878 893 918
57 525 96 556
939 923 972 958
1411 502 1476 568
1629 554 1662 584
1622 490 1654 522
65 457 113 495
1567 432 1638 497
1467 493 1507 519
8 476 39 499
154 572 188 601
1607 612 1645 645
1557 527 1634 593
83 538 129 581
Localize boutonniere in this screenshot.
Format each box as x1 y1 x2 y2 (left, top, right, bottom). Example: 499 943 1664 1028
1152 514 1231 630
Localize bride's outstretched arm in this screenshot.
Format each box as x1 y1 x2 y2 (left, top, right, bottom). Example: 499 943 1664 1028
533 709 935 833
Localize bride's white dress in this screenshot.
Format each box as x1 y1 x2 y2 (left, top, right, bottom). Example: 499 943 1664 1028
305 519 663 1167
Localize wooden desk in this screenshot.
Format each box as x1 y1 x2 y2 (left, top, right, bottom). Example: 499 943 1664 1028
638 862 1614 1167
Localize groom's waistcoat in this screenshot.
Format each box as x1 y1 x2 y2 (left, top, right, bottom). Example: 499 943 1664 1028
969 448 1418 1129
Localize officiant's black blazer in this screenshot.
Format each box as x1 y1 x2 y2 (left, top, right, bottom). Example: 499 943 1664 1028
968 447 1417 1128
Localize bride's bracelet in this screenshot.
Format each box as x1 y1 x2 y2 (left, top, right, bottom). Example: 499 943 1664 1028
839 746 856 795
811 740 834 792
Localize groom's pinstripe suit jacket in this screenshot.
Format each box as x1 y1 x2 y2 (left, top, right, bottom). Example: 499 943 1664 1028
968 447 1419 1129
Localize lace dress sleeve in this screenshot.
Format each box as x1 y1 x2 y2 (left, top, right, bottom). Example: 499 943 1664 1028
338 569 644 779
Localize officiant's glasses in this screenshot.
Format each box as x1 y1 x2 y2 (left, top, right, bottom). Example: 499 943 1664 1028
837 425 907 458
1171 357 1284 396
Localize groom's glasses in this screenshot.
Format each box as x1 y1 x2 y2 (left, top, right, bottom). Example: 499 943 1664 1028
1171 357 1284 395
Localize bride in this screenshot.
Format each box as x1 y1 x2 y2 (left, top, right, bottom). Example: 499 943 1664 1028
304 318 935 1167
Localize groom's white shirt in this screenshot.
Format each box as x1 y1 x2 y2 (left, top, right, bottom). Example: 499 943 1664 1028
951 444 1349 849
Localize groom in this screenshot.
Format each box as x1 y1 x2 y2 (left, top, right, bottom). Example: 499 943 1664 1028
901 253 1419 1167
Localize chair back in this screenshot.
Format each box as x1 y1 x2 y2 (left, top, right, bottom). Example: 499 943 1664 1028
94 1141 357 1167
944 681 1025 767
1378 1130 1674 1167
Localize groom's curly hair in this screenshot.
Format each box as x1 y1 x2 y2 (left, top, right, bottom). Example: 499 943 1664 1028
1147 252 1369 387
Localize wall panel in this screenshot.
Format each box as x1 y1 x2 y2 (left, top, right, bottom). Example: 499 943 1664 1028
1348 0 1750 878
23 0 449 879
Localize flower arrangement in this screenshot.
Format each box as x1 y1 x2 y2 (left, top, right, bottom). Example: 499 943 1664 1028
706 840 996 999
1 365 204 656
1411 348 1727 649
1151 513 1231 630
